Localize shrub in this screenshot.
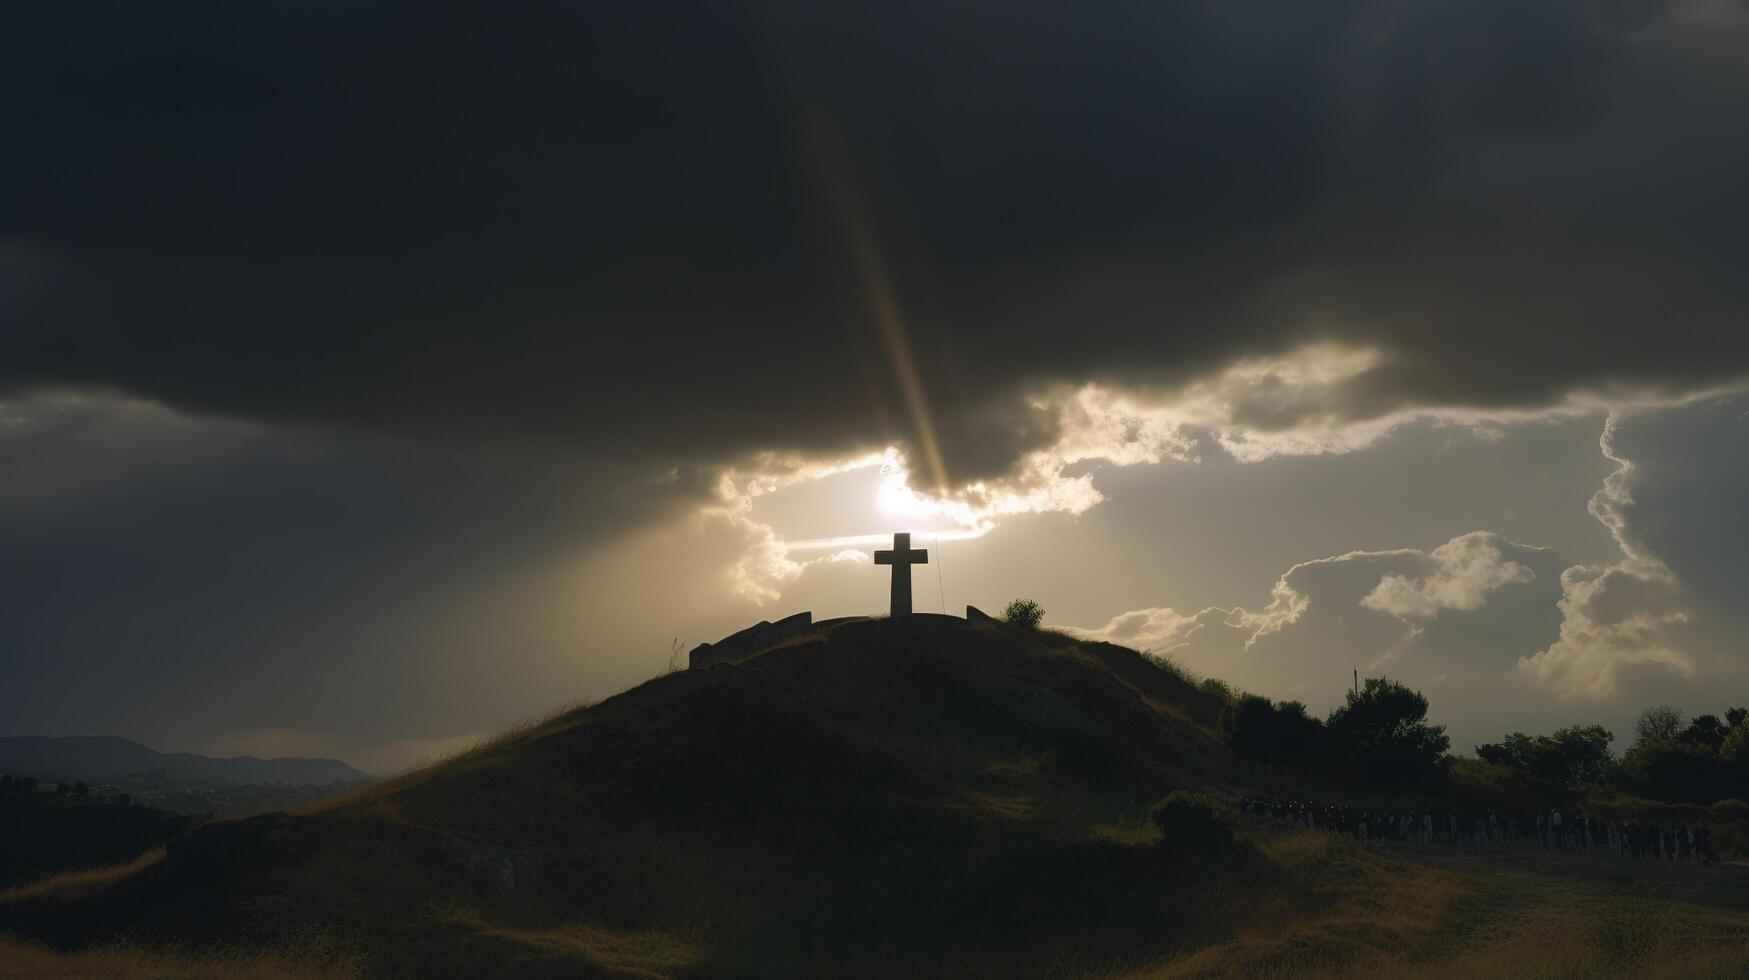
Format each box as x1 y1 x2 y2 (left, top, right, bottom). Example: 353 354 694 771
1150 790 1236 851
1143 651 1197 686
1199 678 1237 704
1220 695 1326 764
1002 598 1045 629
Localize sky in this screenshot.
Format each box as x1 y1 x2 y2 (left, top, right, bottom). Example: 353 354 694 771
4 2 1748 773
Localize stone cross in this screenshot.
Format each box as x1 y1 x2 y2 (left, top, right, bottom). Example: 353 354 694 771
873 531 929 616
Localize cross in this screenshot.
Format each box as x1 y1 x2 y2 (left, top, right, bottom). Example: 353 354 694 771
873 532 929 616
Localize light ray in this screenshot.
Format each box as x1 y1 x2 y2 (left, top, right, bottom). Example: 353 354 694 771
804 113 950 496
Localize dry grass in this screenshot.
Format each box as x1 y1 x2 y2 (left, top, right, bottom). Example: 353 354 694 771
299 700 592 817
1100 820 1749 980
0 849 164 906
443 910 701 979
0 936 365 980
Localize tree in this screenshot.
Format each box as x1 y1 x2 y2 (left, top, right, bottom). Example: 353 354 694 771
1476 725 1614 787
1634 705 1686 747
1002 598 1045 629
1328 677 1451 789
1219 695 1325 764
1726 707 1747 730
1682 714 1729 752
1722 724 1749 769
1617 738 1725 803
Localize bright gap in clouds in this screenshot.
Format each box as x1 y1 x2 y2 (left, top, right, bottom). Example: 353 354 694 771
745 452 978 554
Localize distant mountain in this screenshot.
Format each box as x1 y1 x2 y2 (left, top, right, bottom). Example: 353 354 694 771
0 735 370 785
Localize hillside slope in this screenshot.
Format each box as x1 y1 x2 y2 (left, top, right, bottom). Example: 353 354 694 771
9 617 1282 978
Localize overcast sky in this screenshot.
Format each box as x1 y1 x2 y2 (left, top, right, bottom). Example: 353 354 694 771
4 2 1748 772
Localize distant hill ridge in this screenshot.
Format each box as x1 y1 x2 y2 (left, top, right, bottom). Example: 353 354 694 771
0 735 369 785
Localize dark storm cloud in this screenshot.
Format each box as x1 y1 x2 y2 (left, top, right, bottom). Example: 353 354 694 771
0 393 711 747
4 1 1747 481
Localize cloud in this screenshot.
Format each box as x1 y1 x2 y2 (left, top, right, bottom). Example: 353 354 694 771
4 2 1749 487
0 389 715 764
1361 532 1540 619
1520 412 1694 696
1073 536 1538 678
1074 401 1749 750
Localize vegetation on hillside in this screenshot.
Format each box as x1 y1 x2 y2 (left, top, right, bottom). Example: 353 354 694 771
1215 677 1451 790
1001 597 1045 629
2 617 1746 979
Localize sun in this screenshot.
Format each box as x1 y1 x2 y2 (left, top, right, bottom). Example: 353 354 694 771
875 470 941 521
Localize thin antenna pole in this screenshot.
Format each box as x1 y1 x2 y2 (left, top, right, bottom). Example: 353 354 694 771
935 535 947 614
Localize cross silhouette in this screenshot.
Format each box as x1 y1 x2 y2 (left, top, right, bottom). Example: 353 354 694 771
873 532 929 616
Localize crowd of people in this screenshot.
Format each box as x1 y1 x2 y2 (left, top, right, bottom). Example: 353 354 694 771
1240 796 1720 865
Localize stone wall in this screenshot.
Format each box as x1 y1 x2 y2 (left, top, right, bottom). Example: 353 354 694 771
688 611 815 669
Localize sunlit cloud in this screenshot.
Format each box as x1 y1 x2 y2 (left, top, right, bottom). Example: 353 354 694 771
1519 412 1694 697
712 343 1749 611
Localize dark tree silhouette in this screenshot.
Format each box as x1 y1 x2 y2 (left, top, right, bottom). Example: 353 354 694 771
1634 705 1686 746
1683 714 1729 752
1219 695 1325 764
1476 725 1614 787
1328 677 1451 789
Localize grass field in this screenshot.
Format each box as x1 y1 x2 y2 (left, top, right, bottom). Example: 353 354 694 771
1112 819 1749 980
0 935 364 980
6 817 1744 978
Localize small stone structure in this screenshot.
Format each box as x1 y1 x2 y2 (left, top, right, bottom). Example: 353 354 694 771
687 605 1002 670
688 611 817 669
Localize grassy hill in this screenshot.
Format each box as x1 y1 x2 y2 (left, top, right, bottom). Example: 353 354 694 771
4 617 1747 979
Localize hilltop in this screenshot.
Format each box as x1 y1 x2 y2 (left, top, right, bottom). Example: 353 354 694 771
5 617 1747 979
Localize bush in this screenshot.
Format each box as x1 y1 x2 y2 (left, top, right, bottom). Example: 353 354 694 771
1002 598 1045 629
1143 651 1197 686
1220 695 1326 764
1150 790 1236 851
1198 678 1236 704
